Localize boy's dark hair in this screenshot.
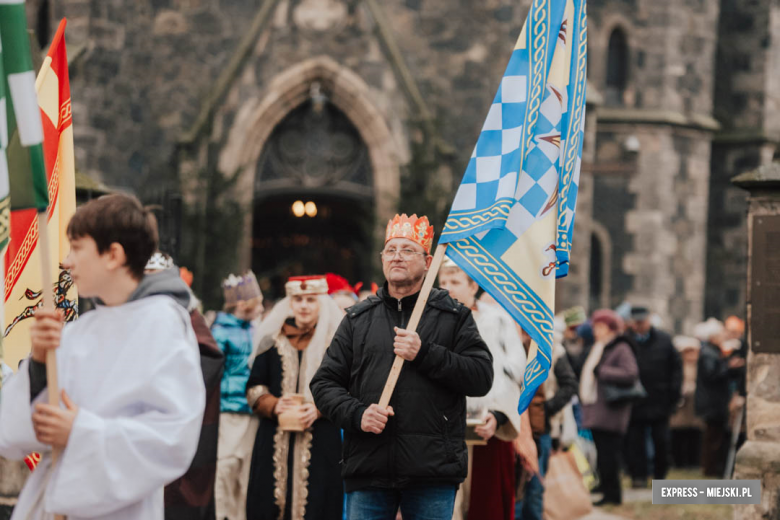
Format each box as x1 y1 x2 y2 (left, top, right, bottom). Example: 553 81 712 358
67 193 158 280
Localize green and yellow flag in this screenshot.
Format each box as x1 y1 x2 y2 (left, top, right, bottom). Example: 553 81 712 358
0 0 51 387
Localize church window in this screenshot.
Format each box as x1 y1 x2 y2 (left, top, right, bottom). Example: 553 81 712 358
605 28 629 106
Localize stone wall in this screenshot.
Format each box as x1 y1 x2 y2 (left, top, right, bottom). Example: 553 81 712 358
588 0 718 113
593 123 713 333
48 0 268 193
713 0 773 132
706 0 779 322
50 0 544 198
40 0 757 326
585 0 718 331
705 143 756 320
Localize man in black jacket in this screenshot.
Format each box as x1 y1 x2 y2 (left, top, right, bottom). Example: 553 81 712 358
311 214 493 520
695 320 745 477
625 306 683 488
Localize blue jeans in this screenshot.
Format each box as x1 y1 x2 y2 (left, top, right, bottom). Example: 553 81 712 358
515 434 552 520
346 486 457 520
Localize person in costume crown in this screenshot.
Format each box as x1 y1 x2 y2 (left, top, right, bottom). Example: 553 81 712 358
211 271 264 520
311 214 493 520
326 273 359 312
438 258 526 520
245 276 345 520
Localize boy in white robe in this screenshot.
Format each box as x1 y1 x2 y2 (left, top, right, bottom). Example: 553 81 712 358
0 194 205 520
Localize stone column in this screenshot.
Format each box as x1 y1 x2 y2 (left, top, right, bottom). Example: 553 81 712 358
732 162 780 520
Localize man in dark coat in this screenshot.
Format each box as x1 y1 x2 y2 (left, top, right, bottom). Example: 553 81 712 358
625 306 682 488
695 320 745 477
311 214 493 520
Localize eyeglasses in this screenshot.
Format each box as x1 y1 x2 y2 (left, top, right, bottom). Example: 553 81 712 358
380 248 427 261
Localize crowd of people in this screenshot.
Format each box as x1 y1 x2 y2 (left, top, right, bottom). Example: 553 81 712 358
0 195 749 520
561 304 747 506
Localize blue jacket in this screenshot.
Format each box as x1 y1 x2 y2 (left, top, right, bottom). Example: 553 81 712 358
211 312 254 414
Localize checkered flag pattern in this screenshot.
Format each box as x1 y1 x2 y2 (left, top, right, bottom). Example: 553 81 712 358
440 0 588 414
443 0 587 271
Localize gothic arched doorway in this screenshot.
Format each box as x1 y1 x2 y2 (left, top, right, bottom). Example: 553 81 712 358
252 97 374 299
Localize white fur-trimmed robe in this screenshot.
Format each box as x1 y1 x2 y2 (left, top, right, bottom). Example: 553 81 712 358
467 301 527 440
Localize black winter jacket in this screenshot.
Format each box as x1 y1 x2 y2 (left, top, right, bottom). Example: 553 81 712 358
310 285 493 492
629 328 683 422
545 354 579 420
695 341 738 423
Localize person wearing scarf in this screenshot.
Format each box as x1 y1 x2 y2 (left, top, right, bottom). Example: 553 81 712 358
580 310 639 506
245 276 345 520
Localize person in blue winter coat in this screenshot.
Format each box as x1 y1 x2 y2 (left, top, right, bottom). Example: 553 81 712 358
211 272 264 520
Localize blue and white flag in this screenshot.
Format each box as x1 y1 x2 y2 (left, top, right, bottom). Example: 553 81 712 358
440 0 587 413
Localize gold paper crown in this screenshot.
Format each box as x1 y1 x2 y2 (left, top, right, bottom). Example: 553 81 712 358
285 276 329 296
222 271 263 306
385 214 434 254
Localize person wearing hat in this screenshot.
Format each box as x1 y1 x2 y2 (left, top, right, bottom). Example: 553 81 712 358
669 336 704 468
724 316 748 398
694 318 745 476
625 305 682 488
245 276 346 520
580 309 640 505
326 273 360 312
211 272 264 520
354 281 379 302
561 306 592 381
438 258 526 520
310 214 493 520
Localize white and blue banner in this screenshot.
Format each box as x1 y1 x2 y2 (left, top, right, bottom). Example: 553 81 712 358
440 0 588 413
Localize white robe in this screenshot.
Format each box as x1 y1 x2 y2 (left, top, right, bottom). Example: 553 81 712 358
0 295 205 520
467 301 527 440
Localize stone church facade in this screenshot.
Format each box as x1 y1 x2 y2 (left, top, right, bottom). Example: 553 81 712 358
20 0 779 331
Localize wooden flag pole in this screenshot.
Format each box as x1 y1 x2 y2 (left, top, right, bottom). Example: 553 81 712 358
38 211 58 433
34 48 63 462
378 243 449 409
38 212 66 520
33 22 66 520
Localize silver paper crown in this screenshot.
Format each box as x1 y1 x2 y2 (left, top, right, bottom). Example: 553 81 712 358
222 271 263 305
145 251 174 271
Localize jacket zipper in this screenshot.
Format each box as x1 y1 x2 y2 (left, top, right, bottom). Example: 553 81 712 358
443 414 450 461
397 298 407 328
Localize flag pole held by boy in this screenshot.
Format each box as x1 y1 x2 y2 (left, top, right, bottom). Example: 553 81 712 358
378 0 588 414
